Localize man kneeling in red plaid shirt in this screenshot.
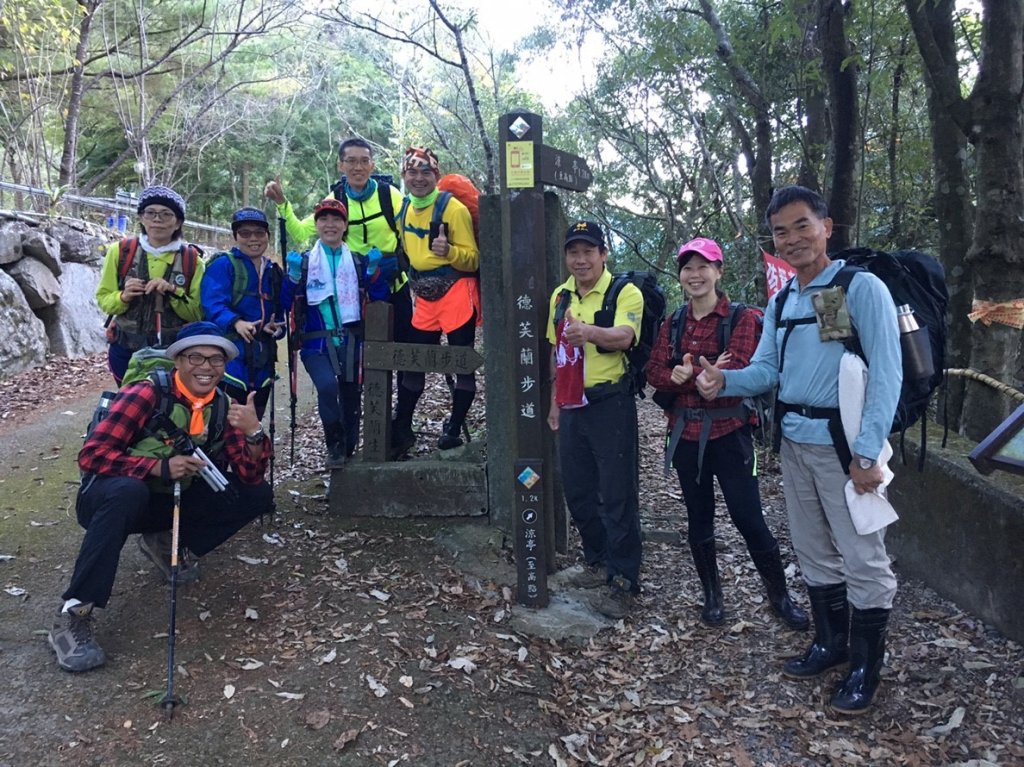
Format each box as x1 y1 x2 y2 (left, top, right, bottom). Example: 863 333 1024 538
50 321 272 672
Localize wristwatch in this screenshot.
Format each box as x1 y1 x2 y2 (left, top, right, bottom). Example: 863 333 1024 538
244 427 266 445
855 455 876 470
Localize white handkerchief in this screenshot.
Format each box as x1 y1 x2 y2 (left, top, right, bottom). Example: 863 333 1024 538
838 352 899 535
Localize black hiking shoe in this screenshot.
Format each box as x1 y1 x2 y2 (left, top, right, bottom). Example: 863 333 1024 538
49 603 106 672
437 419 465 450
138 532 199 585
390 419 416 458
325 443 347 470
592 575 636 619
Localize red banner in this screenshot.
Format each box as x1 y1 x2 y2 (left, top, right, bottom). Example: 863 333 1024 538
763 251 797 298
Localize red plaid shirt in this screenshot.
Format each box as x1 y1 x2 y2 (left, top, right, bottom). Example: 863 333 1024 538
645 295 760 441
78 380 270 484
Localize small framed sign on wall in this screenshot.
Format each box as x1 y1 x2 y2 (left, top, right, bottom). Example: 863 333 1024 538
969 403 1024 476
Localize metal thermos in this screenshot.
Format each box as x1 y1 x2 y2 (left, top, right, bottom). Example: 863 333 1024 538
896 304 934 379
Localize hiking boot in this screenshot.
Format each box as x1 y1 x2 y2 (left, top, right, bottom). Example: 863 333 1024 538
829 607 890 715
592 576 636 619
437 419 464 451
49 603 106 672
749 544 810 631
390 419 416 458
783 583 849 679
564 563 607 589
690 537 726 626
325 442 347 470
138 532 200 585
324 422 347 469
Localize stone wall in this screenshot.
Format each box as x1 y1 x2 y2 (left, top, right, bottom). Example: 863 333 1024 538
0 210 111 374
887 432 1024 644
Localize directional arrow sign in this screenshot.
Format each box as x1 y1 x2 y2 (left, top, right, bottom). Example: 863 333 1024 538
363 342 484 375
538 145 593 192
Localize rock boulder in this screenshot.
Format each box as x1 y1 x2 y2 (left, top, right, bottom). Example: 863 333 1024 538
0 269 47 373
6 256 62 309
41 262 107 356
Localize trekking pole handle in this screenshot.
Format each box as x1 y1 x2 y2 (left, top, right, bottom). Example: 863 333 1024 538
191 445 229 492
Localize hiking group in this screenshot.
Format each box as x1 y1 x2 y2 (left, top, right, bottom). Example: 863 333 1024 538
53 141 482 677
53 154 942 719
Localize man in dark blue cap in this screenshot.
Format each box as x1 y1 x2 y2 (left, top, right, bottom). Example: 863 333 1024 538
546 221 644 619
200 207 286 419
49 321 272 672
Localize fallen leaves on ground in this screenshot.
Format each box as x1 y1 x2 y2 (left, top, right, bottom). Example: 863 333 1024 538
4 354 1022 766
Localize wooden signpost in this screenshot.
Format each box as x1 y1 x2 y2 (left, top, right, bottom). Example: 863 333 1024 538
359 302 484 463
499 111 592 608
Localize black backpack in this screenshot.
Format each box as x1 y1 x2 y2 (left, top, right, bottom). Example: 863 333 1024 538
775 247 948 466
331 175 406 269
554 271 666 398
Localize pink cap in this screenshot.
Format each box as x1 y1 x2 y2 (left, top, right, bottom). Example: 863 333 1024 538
677 237 724 266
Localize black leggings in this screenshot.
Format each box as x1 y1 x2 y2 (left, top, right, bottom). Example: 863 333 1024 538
399 312 477 395
673 425 777 552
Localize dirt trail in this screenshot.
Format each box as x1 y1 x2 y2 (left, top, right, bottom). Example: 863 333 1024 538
1 359 1022 766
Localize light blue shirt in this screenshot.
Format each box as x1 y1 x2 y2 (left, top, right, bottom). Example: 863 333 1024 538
722 259 902 458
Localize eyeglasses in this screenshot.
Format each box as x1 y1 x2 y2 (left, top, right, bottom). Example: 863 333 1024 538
142 210 178 222
235 227 268 238
182 352 226 368
342 157 373 167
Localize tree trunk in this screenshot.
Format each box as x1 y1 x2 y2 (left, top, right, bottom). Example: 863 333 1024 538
905 0 976 431
817 0 859 250
57 1 101 191
793 0 826 192
697 0 773 221
962 0 1024 439
888 37 908 247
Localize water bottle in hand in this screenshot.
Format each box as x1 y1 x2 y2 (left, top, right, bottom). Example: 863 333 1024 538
286 251 303 283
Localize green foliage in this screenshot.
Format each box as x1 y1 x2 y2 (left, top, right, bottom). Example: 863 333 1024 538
0 0 986 267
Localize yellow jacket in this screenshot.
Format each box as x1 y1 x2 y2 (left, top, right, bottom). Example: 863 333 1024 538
400 196 478 274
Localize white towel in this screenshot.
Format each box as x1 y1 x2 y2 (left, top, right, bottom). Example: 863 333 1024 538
838 353 899 535
305 241 360 325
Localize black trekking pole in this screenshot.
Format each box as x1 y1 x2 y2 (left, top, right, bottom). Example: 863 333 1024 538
160 480 183 720
279 214 298 465
154 292 164 348
267 369 277 525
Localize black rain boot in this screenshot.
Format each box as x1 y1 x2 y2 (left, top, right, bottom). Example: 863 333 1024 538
439 388 475 450
390 386 420 458
783 582 849 679
829 607 890 715
689 537 725 626
324 422 346 470
749 544 810 630
438 419 464 450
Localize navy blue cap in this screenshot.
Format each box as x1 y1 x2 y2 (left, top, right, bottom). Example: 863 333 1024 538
231 207 270 234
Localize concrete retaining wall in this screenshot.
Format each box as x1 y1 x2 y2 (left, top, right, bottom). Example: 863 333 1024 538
887 431 1024 643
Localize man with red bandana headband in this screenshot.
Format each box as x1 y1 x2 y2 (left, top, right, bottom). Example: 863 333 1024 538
392 146 480 455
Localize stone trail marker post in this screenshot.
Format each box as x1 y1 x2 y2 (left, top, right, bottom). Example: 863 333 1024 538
500 111 592 607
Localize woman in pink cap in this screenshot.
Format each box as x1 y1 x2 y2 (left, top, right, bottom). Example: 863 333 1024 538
646 238 807 631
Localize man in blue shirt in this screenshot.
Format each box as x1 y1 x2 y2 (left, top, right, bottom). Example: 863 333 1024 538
697 186 901 715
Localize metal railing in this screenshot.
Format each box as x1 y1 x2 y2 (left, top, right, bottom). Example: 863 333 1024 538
0 180 232 236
